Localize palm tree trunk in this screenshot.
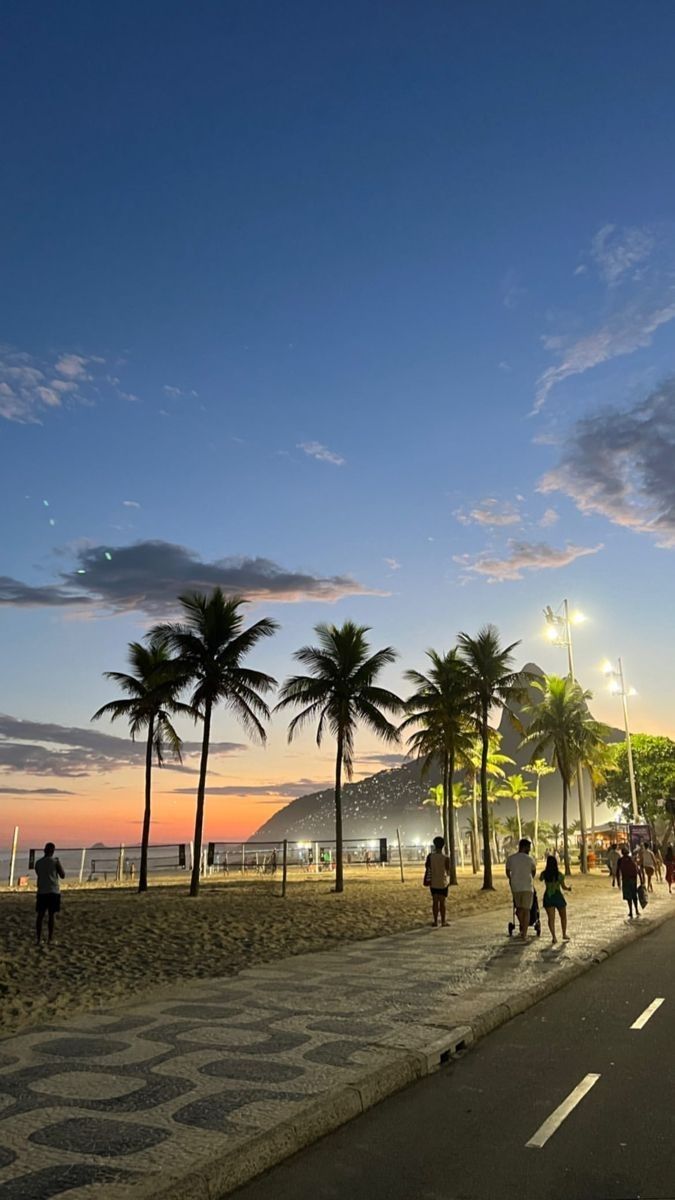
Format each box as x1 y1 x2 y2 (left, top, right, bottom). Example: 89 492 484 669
441 754 450 851
190 700 212 897
456 809 464 868
590 780 597 862
445 750 458 885
139 720 154 893
480 707 493 890
334 731 344 894
515 798 522 841
471 778 479 873
562 776 571 876
577 769 588 874
534 779 540 863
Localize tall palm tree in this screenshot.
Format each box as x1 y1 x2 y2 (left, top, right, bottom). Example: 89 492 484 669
551 822 562 855
520 675 592 876
92 639 188 893
401 649 472 885
423 784 444 835
524 759 555 862
457 627 528 890
451 781 469 868
580 725 615 856
461 735 514 873
153 590 278 896
498 773 536 841
276 621 403 894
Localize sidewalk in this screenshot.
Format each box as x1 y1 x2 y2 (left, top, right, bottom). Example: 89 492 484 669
0 886 672 1200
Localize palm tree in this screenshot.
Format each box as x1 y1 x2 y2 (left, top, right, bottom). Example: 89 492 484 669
276 621 403 894
502 814 521 850
461 735 514 873
520 675 592 876
551 823 562 855
92 639 188 893
153 590 278 896
498 773 536 841
451 781 469 867
457 627 528 890
580 726 616 856
401 650 472 885
524 759 555 861
423 784 444 835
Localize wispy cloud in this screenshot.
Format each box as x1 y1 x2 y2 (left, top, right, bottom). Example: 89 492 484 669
0 713 244 778
122 500 141 509
297 441 345 466
163 384 198 399
454 540 603 583
0 540 384 616
455 499 521 527
534 223 675 411
591 224 655 286
0 786 75 795
539 378 675 548
383 557 401 571
168 778 331 799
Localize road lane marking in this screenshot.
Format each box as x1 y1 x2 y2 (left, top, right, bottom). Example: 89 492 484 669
630 997 665 1030
526 1074 601 1149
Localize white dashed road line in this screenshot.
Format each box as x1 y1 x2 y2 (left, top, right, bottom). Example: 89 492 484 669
525 1074 601 1150
630 997 665 1030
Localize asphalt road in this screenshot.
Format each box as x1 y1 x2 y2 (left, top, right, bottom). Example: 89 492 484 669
235 914 675 1200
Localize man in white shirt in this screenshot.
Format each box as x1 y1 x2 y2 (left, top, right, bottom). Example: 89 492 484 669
35 842 65 946
506 838 536 940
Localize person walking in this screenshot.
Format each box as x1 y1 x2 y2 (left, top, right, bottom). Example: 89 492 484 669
665 845 675 895
34 842 65 946
540 854 571 943
607 843 620 888
641 842 656 892
653 844 664 883
616 845 644 919
424 835 451 928
506 837 536 941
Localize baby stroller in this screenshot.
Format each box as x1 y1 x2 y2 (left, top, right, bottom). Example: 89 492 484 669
508 890 542 938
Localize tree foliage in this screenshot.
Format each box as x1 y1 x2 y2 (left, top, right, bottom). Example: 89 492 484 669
598 733 675 824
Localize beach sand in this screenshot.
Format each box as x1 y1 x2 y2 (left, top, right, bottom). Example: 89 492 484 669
0 869 608 1037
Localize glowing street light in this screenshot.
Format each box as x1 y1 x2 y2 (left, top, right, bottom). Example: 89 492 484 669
602 657 639 822
544 598 589 869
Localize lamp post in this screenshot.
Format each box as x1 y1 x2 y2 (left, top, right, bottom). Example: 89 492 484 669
543 600 589 870
602 658 639 822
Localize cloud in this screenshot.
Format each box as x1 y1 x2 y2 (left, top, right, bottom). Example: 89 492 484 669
0 540 383 616
383 557 401 571
355 752 408 770
54 353 91 380
539 378 675 547
167 778 331 799
297 441 345 466
574 264 588 277
454 540 603 583
534 301 675 412
0 713 244 778
591 224 655 286
534 223 675 411
498 360 512 372
0 348 104 423
455 499 521 527
163 384 198 399
501 269 526 310
122 500 141 508
0 786 75 795
539 507 559 528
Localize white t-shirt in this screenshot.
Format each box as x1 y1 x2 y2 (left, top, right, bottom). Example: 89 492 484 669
642 848 655 870
506 851 535 893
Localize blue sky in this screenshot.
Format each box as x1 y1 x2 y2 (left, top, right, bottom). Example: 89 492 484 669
2 0 675 840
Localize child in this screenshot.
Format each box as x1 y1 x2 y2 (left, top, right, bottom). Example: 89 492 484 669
540 855 571 943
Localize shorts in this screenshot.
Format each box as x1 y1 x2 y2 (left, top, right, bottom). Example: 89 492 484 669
513 891 533 911
543 892 566 910
622 880 638 902
36 894 61 915
431 887 449 897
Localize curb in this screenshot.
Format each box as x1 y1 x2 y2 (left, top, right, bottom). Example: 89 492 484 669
124 904 675 1199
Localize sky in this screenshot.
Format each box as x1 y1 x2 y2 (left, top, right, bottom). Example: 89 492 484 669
2 0 675 847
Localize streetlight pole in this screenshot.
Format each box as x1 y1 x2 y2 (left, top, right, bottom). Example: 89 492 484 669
605 657 639 823
562 598 575 679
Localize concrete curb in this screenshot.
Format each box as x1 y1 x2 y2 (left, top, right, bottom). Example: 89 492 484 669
123 904 675 1200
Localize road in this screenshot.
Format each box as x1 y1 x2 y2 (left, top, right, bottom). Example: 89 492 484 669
235 914 675 1200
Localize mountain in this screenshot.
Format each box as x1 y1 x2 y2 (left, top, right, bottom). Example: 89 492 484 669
252 663 624 844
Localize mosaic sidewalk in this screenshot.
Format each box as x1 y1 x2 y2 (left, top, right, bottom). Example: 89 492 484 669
0 888 672 1200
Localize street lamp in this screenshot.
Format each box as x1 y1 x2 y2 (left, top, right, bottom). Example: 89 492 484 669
602 658 639 822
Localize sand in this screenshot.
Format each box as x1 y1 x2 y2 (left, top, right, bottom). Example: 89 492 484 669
0 869 609 1038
